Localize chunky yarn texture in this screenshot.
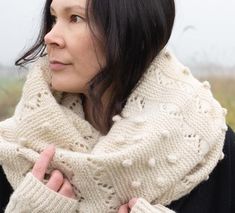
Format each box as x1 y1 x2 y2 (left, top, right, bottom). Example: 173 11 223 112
0 49 227 213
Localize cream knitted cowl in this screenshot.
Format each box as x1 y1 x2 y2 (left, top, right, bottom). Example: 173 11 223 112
0 49 227 213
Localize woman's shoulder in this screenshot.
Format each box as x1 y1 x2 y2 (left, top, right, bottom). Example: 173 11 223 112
167 125 235 213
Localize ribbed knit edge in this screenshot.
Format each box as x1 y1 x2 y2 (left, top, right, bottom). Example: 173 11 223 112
130 198 175 213
5 172 78 213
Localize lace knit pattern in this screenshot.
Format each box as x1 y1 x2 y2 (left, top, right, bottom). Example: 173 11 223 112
0 48 227 212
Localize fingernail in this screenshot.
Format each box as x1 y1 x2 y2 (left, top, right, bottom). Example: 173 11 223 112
128 198 138 208
45 144 55 152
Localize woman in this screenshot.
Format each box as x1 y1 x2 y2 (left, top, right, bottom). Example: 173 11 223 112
0 0 234 212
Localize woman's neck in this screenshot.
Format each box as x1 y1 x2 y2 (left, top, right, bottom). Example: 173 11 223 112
82 97 100 130
81 89 112 134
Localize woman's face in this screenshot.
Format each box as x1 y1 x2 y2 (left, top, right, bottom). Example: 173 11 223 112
44 0 105 94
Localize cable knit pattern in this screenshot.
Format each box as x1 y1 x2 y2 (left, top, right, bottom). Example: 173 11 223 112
0 48 227 212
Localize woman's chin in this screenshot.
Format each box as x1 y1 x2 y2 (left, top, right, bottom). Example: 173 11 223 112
50 79 66 92
50 81 81 94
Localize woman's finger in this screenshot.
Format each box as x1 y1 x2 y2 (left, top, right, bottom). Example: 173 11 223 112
46 170 64 192
32 145 55 181
58 178 76 199
128 198 138 209
118 203 129 213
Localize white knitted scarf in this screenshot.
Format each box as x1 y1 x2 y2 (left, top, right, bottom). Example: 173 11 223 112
0 49 227 212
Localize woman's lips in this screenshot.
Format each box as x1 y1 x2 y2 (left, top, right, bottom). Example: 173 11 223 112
49 61 71 71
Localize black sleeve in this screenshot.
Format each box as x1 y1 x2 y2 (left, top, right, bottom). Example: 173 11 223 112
167 125 235 213
229 126 235 211
0 165 13 213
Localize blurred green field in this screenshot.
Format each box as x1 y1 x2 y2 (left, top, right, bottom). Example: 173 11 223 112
0 74 234 130
0 76 25 120
198 75 235 130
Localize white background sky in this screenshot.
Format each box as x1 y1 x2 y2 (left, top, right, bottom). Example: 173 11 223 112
0 0 235 70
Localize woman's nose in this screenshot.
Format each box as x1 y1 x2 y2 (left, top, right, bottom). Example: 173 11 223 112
44 25 65 48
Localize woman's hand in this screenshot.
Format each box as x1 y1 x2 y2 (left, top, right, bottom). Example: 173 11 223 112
32 145 76 199
118 198 138 213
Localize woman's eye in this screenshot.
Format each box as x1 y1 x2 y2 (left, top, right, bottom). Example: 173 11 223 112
51 15 57 24
71 15 83 23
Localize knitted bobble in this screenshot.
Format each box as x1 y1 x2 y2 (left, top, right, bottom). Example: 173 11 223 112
221 124 228 132
27 100 35 108
222 108 228 116
161 130 170 140
170 110 179 116
115 135 125 142
167 154 178 164
219 152 225 160
156 177 166 187
18 137 27 146
132 135 144 142
122 159 133 168
132 117 146 125
41 122 50 131
164 51 171 59
161 104 167 111
205 175 209 181
202 81 211 89
122 112 131 118
200 142 209 156
131 180 141 189
148 158 156 168
182 68 190 75
112 115 122 122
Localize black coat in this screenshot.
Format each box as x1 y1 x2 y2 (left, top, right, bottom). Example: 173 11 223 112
167 125 235 213
1 126 235 213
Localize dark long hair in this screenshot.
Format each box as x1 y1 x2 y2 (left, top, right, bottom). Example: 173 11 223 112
15 0 175 134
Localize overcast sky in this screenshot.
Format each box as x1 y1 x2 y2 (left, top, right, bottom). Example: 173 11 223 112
0 0 235 69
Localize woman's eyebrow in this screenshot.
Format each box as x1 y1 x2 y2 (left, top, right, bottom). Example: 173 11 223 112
50 5 85 13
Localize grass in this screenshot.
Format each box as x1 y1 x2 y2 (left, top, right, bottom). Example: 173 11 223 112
0 76 25 120
198 74 235 130
0 74 234 130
